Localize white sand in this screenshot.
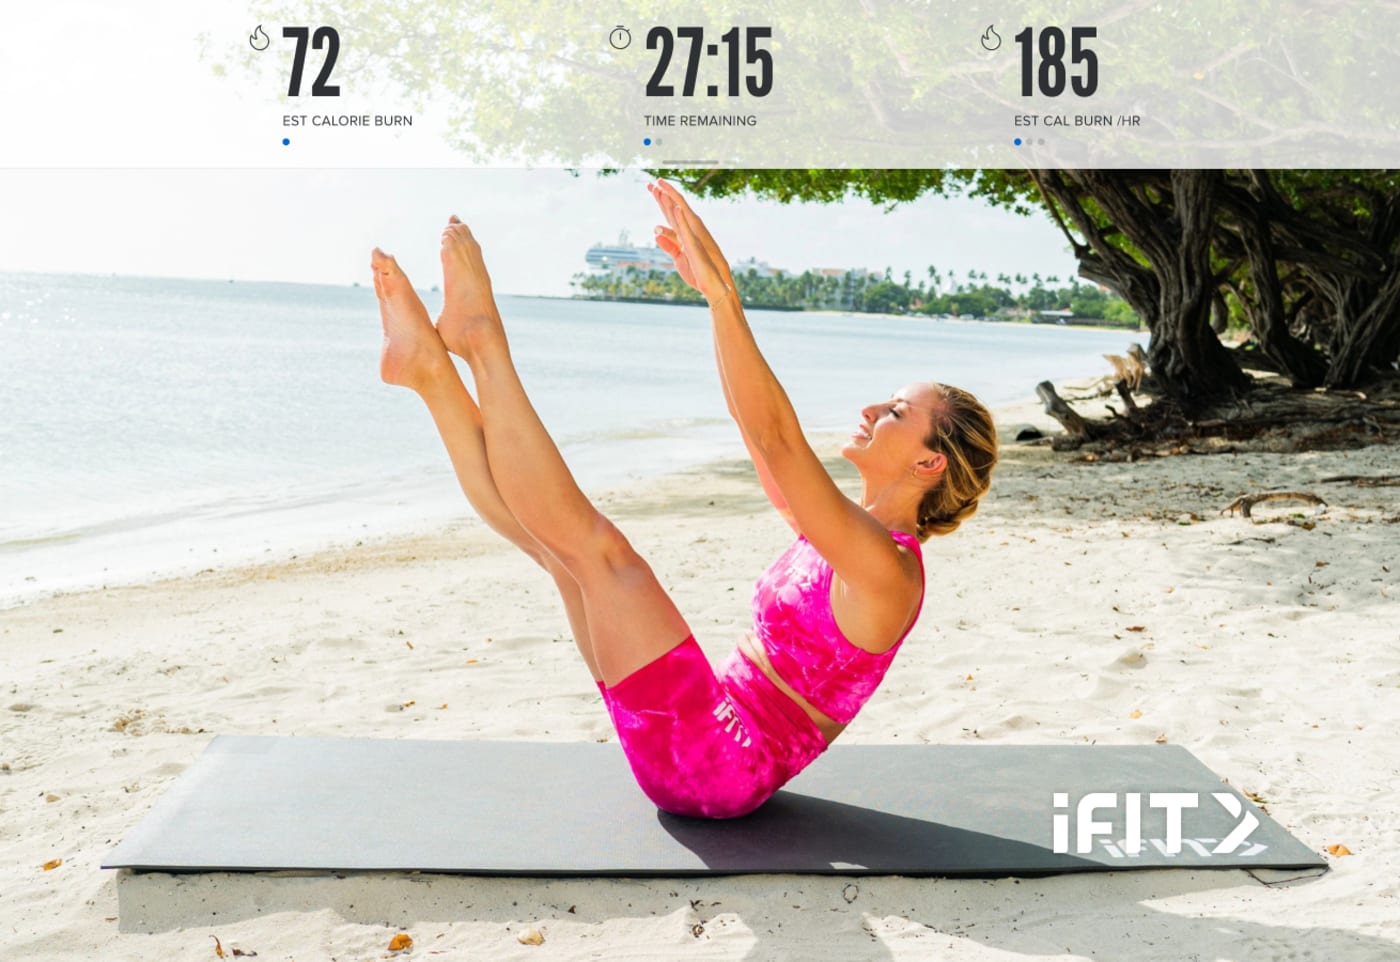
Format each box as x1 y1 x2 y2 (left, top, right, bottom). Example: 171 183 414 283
3 406 1399 961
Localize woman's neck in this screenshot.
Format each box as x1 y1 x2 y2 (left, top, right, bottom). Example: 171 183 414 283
859 480 923 535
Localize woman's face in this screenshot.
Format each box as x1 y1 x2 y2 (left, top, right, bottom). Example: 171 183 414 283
841 381 945 476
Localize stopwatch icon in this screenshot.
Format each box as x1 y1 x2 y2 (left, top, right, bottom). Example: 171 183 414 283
609 26 631 50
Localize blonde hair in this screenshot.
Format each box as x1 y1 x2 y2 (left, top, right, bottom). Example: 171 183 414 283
916 384 998 540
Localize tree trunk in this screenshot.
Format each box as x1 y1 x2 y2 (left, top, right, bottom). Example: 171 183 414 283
1146 171 1252 405
1327 264 1400 386
1036 169 1249 409
1236 195 1327 388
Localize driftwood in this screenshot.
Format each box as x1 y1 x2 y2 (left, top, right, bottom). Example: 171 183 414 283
1036 380 1090 438
1114 379 1140 416
1083 345 1151 399
1103 352 1146 392
1035 367 1400 458
1320 474 1400 487
1223 491 1327 518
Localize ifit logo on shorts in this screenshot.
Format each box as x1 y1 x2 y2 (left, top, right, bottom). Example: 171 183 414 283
711 699 752 747
1051 792 1265 858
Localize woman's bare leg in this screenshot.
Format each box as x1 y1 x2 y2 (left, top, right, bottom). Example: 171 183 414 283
435 220 690 686
372 248 601 681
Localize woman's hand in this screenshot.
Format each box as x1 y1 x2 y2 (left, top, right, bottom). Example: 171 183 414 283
648 180 735 304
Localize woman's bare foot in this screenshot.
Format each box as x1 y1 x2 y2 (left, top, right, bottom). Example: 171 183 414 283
372 248 453 393
437 216 505 359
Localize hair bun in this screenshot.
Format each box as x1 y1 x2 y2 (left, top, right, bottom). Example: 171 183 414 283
917 497 981 539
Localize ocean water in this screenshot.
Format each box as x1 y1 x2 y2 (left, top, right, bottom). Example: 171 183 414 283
1 273 1138 605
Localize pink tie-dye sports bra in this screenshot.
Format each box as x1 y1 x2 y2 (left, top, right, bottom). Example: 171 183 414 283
751 531 925 724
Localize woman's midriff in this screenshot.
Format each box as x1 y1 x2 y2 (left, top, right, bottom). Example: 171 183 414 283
737 630 847 744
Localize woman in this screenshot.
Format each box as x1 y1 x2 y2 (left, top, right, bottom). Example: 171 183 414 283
373 181 997 818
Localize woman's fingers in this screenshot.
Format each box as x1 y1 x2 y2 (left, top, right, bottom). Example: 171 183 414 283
654 227 690 267
656 179 704 230
655 178 686 205
648 182 682 232
651 224 703 290
655 181 724 260
654 230 680 256
652 181 698 236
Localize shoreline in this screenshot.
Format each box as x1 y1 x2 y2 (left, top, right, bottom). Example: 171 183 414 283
572 295 1148 333
0 388 1066 612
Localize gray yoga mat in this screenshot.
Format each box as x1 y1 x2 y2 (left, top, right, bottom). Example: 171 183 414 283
103 736 1323 876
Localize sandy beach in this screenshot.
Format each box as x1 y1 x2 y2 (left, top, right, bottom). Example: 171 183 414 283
3 399 1398 961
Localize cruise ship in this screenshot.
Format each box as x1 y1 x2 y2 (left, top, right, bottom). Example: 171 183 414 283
585 232 676 273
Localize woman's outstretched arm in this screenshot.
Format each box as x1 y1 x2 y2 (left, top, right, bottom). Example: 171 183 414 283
649 185 797 530
714 342 800 531
649 181 913 596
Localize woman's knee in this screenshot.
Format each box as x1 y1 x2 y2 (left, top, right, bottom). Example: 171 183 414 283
553 513 642 574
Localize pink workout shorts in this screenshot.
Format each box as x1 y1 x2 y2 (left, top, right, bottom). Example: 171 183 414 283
599 636 827 819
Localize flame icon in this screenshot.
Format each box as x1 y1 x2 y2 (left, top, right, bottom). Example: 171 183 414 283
250 25 270 51
980 25 1001 52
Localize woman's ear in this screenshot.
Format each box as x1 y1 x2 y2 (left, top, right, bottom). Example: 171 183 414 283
914 451 947 480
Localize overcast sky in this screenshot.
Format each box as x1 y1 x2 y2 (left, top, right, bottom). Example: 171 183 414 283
0 168 1082 297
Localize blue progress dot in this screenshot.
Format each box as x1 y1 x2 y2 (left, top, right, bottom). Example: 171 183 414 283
282 137 290 146
644 137 652 146
1014 137 1022 146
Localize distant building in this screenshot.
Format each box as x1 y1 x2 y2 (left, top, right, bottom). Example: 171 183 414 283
814 267 877 280
731 256 786 279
